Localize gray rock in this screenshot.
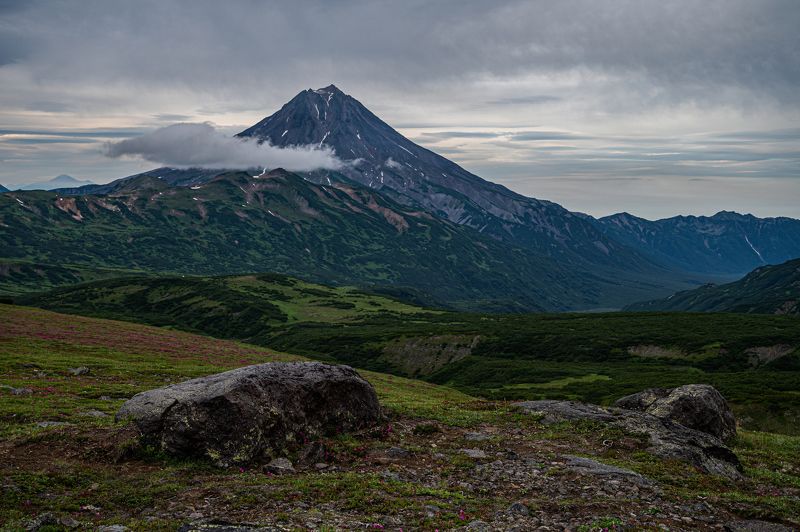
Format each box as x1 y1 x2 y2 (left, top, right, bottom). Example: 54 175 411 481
514 399 617 424
178 525 278 532
380 470 402 482
264 457 294 475
298 441 326 464
514 399 742 480
59 516 80 528
724 521 795 532
35 421 68 428
562 455 650 485
25 512 59 531
507 502 530 515
97 526 129 532
424 504 440 517
615 384 737 441
68 366 90 376
117 362 382 466
464 432 492 442
3 385 33 395
79 409 109 418
465 520 491 531
461 448 488 459
386 446 411 458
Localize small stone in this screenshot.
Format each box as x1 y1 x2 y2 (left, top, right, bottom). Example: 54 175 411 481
461 448 487 459
69 366 90 376
264 457 295 475
11 387 34 396
386 446 410 458
424 505 440 518
724 520 794 532
464 432 492 442
299 441 327 464
97 526 129 532
466 520 491 531
25 512 58 531
100 396 112 401
59 516 80 528
35 421 68 428
380 470 401 482
314 462 328 470
80 410 109 418
508 502 530 516
188 512 203 519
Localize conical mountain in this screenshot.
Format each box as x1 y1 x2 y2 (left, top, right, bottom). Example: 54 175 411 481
238 85 663 276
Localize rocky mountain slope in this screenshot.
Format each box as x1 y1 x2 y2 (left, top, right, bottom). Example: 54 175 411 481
627 258 800 314
595 211 800 276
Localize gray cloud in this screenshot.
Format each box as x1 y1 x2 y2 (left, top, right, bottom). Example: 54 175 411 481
105 122 346 171
509 131 589 142
487 95 562 106
0 0 798 217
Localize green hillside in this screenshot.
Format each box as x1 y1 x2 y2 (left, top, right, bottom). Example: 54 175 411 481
0 260 144 297
0 170 690 311
627 258 800 314
20 275 800 435
17 273 427 342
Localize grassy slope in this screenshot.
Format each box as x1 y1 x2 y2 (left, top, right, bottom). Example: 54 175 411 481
0 260 146 297
0 170 630 312
627 258 800 314
16 273 429 344
21 275 800 434
0 304 798 529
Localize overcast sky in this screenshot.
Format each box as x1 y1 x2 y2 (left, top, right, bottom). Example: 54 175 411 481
1 0 798 219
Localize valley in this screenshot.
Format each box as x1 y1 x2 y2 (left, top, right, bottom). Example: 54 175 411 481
14 272 800 436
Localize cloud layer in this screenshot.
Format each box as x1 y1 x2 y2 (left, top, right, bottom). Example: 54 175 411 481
104 123 345 171
0 0 797 217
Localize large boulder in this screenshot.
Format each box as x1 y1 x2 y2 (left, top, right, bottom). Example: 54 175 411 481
614 384 737 441
117 362 382 466
513 399 743 480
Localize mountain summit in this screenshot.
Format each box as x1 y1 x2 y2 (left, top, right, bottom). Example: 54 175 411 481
19 174 95 191
238 85 662 279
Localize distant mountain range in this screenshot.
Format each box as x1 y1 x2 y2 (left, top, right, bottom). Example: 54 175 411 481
16 174 95 191
2 85 800 310
627 258 800 315
594 211 800 276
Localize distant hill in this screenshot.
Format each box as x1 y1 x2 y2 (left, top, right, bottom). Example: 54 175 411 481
18 174 95 191
627 258 800 314
594 211 800 276
0 184 8 193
